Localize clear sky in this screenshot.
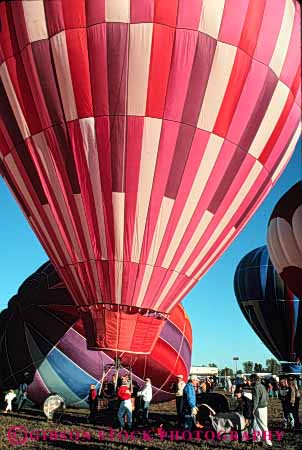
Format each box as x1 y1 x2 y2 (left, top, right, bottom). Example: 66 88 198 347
0 139 301 372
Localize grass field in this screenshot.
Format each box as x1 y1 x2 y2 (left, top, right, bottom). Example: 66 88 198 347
0 397 301 450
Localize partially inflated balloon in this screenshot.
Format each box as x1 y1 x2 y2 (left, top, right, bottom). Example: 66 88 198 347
267 182 302 299
0 1 300 352
234 246 302 362
0 262 192 405
280 362 302 374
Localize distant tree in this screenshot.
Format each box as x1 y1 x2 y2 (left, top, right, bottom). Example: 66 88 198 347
221 367 234 376
266 359 281 374
254 363 263 373
237 370 243 375
243 361 254 373
208 363 217 367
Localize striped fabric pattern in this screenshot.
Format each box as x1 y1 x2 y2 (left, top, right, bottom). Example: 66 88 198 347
267 182 302 299
0 1 300 315
26 312 192 406
0 261 192 405
234 245 302 362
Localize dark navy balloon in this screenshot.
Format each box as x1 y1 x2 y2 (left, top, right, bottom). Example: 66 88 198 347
234 246 302 362
281 362 302 375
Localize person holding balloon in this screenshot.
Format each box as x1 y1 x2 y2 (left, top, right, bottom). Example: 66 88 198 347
117 378 133 431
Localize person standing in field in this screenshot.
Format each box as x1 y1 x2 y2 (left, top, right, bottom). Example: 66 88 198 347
88 384 98 425
250 374 272 447
288 377 301 429
183 375 198 431
137 378 152 425
4 389 16 413
278 377 294 429
174 374 186 427
117 378 132 431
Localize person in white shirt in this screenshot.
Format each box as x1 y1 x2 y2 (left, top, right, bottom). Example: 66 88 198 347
174 374 186 427
137 378 152 424
226 376 232 393
4 390 16 413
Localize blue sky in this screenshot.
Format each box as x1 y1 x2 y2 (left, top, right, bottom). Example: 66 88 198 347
0 139 301 371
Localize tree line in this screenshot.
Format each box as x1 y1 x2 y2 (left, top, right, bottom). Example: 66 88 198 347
205 359 281 377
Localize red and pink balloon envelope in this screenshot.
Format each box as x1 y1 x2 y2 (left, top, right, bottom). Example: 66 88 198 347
0 1 300 353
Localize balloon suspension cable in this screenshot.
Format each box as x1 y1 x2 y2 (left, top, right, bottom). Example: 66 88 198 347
99 359 117 396
130 366 133 394
115 356 121 392
132 355 138 371
115 304 121 379
143 354 147 380
98 364 107 396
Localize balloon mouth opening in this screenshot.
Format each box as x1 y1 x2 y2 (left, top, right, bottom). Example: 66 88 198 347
80 304 167 354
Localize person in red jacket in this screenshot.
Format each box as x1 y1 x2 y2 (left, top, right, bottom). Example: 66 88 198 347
117 378 132 430
88 384 98 425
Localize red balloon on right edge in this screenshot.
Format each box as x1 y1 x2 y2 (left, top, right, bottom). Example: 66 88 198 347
267 182 302 299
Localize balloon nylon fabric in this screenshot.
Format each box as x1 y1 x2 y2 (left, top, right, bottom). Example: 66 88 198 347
234 245 302 362
267 182 302 299
0 1 300 325
0 261 192 404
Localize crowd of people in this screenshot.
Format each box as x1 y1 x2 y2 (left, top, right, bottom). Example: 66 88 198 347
170 372 301 446
278 376 301 430
234 374 300 443
1 370 301 445
223 374 301 431
88 374 153 430
87 372 218 431
223 375 280 398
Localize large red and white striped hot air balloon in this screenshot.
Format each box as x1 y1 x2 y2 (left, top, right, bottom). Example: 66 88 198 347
0 0 301 355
